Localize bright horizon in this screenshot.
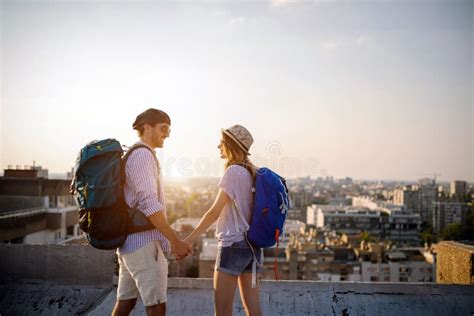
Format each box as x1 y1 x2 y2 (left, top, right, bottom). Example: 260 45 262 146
1 0 473 182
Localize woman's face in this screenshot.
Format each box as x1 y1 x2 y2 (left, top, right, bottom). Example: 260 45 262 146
218 138 228 159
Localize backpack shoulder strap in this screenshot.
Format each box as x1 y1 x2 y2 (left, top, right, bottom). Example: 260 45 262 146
123 144 158 164
121 144 160 186
231 162 256 192
231 199 250 232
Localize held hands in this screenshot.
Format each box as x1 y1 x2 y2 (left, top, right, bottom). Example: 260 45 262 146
170 238 193 260
183 236 193 247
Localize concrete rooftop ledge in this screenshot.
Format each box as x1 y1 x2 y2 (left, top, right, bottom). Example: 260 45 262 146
163 278 474 316
2 244 474 315
1 278 474 315
167 277 473 293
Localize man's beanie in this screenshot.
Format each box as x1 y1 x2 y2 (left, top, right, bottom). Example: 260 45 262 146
133 108 171 130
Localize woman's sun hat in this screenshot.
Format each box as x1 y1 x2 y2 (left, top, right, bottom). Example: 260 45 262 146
222 125 254 155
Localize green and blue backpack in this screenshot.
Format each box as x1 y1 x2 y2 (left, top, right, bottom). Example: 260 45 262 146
71 138 155 250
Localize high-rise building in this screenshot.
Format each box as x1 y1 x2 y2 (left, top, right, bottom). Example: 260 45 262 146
393 185 418 212
393 179 438 226
450 181 468 198
417 178 438 224
432 202 470 234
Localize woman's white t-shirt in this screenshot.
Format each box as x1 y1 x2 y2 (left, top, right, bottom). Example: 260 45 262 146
216 165 253 247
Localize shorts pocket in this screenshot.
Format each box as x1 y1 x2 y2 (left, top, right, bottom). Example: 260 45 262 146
230 240 249 249
228 246 252 273
123 242 155 271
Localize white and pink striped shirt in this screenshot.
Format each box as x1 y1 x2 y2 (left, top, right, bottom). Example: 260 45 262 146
117 141 170 255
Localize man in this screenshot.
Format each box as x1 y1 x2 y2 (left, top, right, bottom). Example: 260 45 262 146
112 108 191 316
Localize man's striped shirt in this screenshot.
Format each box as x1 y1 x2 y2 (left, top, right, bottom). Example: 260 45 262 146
117 141 170 255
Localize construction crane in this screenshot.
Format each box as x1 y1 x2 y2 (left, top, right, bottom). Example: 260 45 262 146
418 173 442 184
430 173 442 182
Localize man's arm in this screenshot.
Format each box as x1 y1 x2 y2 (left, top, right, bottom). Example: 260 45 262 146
126 149 191 258
148 211 191 258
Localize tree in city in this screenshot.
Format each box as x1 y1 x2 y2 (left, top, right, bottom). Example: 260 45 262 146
359 231 372 243
439 204 474 240
359 230 372 242
420 224 435 246
420 229 435 246
358 231 373 250
439 223 463 240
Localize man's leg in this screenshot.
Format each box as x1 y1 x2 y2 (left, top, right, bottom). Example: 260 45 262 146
145 302 166 316
123 242 168 315
112 298 137 316
115 253 140 316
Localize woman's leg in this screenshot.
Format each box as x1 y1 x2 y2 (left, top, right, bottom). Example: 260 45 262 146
238 273 262 316
214 270 238 316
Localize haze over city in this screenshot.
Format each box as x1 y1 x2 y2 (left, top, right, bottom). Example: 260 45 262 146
1 3 474 315
1 0 473 181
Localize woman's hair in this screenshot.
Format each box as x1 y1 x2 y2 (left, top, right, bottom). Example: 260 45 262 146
222 131 256 180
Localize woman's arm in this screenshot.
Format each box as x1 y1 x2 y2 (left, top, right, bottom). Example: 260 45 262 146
184 189 230 243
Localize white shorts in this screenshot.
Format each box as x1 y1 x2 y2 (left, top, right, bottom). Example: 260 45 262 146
117 241 168 306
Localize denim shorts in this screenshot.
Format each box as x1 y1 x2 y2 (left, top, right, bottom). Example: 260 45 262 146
215 240 263 276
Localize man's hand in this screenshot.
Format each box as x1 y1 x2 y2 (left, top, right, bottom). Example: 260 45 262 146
183 236 193 246
170 239 192 260
147 212 192 260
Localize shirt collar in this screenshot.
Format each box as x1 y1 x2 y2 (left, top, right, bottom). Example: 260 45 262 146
135 140 155 152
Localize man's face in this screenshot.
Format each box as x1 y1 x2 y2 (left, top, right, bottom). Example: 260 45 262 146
151 123 171 148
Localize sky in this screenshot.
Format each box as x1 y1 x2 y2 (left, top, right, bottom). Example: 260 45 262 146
1 0 473 181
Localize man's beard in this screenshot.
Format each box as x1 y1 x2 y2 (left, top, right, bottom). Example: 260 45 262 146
154 135 163 147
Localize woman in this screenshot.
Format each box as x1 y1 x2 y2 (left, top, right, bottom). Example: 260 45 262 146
184 125 263 316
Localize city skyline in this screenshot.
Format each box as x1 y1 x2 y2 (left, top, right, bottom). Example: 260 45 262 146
1 0 473 181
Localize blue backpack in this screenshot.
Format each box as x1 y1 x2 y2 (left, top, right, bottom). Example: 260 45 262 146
247 167 290 248
232 165 289 285
232 165 289 247
71 138 155 250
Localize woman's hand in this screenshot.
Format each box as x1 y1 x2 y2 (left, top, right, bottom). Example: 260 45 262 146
170 238 192 260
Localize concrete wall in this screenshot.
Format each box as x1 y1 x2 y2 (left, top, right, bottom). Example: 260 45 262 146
2 278 474 316
24 230 48 244
436 241 474 284
0 196 45 212
1 244 474 315
0 178 71 196
65 210 78 227
0 208 78 242
0 244 115 287
0 213 47 241
87 278 474 316
23 228 63 244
